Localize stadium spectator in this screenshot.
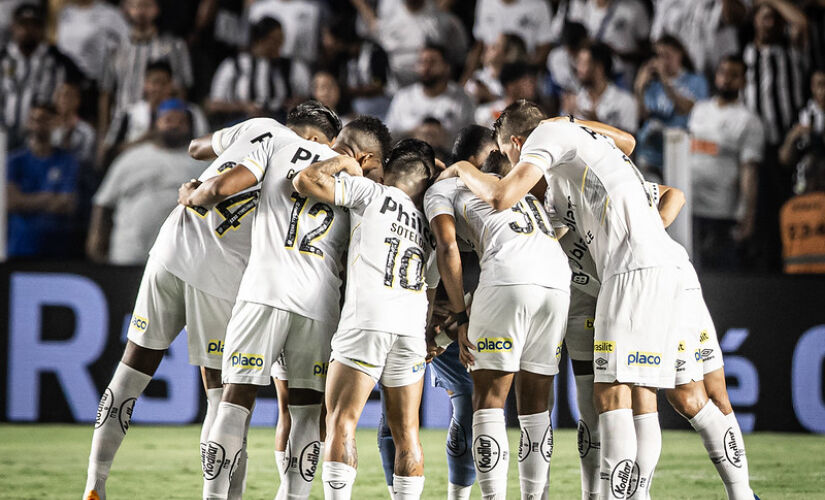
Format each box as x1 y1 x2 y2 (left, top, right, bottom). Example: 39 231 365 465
98 0 193 136
102 60 208 167
544 21 587 101
634 35 709 176
207 17 311 125
688 56 765 270
464 33 528 105
411 116 451 162
0 4 82 149
780 70 825 173
798 0 825 76
55 0 129 81
386 44 475 140
52 81 96 169
475 62 539 127
563 42 638 133
0 0 31 46
352 0 468 86
248 0 323 64
311 70 353 124
780 154 825 273
87 98 203 265
6 102 80 259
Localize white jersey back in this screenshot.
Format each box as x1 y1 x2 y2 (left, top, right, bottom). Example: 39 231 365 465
235 131 349 324
334 174 438 337
149 118 284 300
520 120 680 281
424 177 570 290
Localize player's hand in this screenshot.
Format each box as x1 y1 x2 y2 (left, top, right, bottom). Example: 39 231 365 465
457 323 474 368
178 179 201 206
436 165 459 181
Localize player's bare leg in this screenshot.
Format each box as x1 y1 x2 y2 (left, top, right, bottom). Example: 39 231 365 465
514 371 555 500
322 360 376 499
471 370 514 500
84 341 164 500
594 382 639 499
383 377 426 499
274 377 291 482
631 386 660 499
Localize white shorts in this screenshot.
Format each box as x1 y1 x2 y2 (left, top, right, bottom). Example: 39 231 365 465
272 351 288 381
127 258 233 370
221 301 334 390
331 329 427 387
594 267 682 389
468 284 569 376
565 286 598 362
691 290 724 375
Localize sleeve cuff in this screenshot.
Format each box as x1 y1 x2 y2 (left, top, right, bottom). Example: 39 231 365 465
519 153 549 175
239 158 265 181
211 130 224 156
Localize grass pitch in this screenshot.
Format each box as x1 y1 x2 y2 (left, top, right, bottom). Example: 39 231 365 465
1 424 822 499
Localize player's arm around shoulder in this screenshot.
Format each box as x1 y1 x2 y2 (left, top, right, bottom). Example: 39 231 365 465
444 160 543 212
542 116 637 155
292 155 364 205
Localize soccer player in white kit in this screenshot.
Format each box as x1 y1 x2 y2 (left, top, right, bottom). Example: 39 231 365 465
82 103 342 500
443 100 684 499
426 150 571 500
180 115 392 500
292 138 439 500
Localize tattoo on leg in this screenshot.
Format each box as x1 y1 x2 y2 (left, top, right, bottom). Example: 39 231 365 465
395 447 423 476
341 435 358 468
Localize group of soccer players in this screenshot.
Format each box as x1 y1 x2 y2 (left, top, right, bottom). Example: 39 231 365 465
82 98 758 500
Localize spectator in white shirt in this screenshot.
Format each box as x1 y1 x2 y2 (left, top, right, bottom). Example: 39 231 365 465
52 81 96 169
248 0 324 64
545 21 587 101
386 44 475 140
55 0 129 81
562 42 639 133
465 33 528 105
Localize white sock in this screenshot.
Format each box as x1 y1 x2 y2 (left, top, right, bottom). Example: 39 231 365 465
472 408 509 500
202 402 250 500
85 362 152 498
227 402 253 500
201 388 224 466
392 474 425 500
630 412 661 499
574 374 600 500
447 482 472 500
275 450 287 478
322 461 356 499
689 403 753 500
282 404 323 499
517 412 552 499
598 408 636 499
387 484 397 499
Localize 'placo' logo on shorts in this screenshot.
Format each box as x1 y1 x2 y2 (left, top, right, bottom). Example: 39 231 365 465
313 362 328 376
627 351 661 366
594 341 615 353
230 352 264 370
130 314 148 332
207 340 224 355
477 337 513 352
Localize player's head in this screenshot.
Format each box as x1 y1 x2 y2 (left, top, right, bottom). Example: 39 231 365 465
452 125 495 167
480 150 513 177
124 0 159 30
577 42 613 87
286 99 342 146
144 59 174 106
715 55 746 102
812 70 825 108
335 115 393 182
492 99 547 165
384 138 436 198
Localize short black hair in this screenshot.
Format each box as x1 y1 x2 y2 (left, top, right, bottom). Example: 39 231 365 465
561 22 587 50
492 99 546 144
582 42 613 76
343 115 393 164
286 99 342 143
655 34 695 73
719 54 746 72
480 150 511 176
145 59 173 77
30 100 56 115
251 17 282 44
499 62 535 87
13 4 45 24
386 138 436 181
452 125 494 163
421 42 448 62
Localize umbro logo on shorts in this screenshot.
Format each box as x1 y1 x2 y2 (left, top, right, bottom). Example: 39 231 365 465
676 359 686 370
595 358 608 369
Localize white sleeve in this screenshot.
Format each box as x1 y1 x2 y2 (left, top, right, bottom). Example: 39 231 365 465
423 180 457 221
740 116 765 164
518 121 574 173
236 128 298 181
334 173 382 213
644 181 661 205
425 251 441 289
211 117 287 156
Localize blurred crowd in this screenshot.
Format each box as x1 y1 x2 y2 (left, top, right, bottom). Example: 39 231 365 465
2 0 825 273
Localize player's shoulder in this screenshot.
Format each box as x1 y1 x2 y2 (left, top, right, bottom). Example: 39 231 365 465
425 178 460 201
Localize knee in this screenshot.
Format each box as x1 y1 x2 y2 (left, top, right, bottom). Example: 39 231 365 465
222 384 257 409
593 384 629 413
708 392 733 415
666 385 708 419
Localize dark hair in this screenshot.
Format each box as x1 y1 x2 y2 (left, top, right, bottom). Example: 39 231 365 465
286 99 342 143
492 99 546 144
500 33 528 63
250 17 282 44
145 59 173 77
421 116 443 127
561 22 587 50
421 42 448 62
452 125 494 163
655 34 695 73
344 115 393 164
582 42 613 76
499 62 535 87
719 54 746 72
386 138 436 181
30 100 56 115
327 16 358 44
480 150 511 175
13 4 45 24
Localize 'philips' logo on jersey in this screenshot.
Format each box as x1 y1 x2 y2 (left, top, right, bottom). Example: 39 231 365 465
230 352 264 369
594 341 614 353
477 337 513 352
130 315 148 332
313 362 329 376
627 352 661 366
207 340 224 355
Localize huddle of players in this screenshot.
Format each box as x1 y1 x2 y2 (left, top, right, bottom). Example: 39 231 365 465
81 98 756 500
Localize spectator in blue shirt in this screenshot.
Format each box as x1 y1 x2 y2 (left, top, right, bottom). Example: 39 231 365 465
634 35 709 177
6 102 80 259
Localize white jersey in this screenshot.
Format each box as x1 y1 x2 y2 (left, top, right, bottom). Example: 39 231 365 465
334 174 438 337
235 131 349 324
520 120 680 282
424 177 570 290
149 118 282 301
